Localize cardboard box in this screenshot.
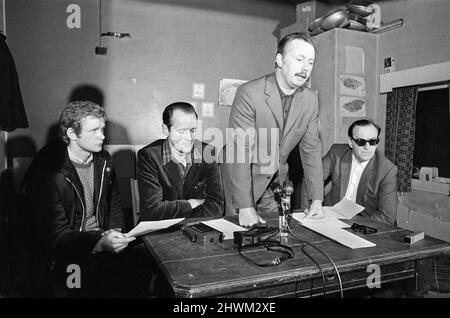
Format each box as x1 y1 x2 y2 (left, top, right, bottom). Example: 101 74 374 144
397 189 450 243
412 179 449 195
296 1 331 31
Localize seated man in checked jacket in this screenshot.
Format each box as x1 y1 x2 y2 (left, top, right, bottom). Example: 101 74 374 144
137 102 224 221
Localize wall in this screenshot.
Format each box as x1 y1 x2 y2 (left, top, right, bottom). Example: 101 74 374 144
0 132 5 172
375 0 450 151
0 0 3 32
8 0 448 175
5 0 295 154
311 28 378 155
1 0 5 172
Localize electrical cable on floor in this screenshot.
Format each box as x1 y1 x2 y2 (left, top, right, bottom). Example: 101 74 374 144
287 223 344 298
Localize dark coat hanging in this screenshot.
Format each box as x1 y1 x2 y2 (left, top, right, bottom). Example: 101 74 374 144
0 33 28 131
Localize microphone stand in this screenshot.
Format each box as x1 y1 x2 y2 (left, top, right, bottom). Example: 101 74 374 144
271 181 294 238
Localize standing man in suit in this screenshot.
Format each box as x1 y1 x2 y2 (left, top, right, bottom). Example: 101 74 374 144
305 119 398 224
137 102 224 221
222 32 324 227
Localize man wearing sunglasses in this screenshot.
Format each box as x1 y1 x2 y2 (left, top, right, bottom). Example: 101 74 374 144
304 119 398 225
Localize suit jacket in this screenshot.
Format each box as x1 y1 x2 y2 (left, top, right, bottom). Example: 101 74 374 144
137 139 224 220
322 144 398 225
222 72 323 213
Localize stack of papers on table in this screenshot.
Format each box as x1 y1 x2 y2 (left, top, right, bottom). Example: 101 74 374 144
201 218 247 240
125 218 185 237
292 199 375 249
323 198 365 219
125 218 247 240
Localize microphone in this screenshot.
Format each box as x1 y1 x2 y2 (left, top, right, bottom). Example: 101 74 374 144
281 181 293 214
271 182 283 216
270 182 283 198
283 180 294 193
272 180 294 237
282 180 294 196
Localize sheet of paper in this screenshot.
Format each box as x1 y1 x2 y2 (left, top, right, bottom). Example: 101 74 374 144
292 211 375 249
323 206 347 219
324 198 365 219
125 218 185 237
301 223 376 249
292 212 350 229
202 218 247 240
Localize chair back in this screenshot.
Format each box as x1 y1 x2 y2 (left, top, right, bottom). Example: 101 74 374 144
130 178 140 226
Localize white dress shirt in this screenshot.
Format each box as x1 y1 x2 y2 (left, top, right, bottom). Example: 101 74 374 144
344 154 369 202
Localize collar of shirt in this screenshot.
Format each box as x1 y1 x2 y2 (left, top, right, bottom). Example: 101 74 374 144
275 77 305 99
276 79 292 102
275 78 304 120
344 154 370 202
351 154 370 171
68 147 93 165
162 138 198 167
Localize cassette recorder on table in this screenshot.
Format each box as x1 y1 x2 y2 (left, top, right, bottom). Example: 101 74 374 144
182 222 223 246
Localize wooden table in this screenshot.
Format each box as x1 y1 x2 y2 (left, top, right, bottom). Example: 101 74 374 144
142 214 450 298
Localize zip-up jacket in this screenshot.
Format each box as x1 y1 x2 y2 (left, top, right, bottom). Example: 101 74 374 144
22 139 125 264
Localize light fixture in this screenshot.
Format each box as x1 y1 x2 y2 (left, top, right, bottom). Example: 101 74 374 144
370 18 403 34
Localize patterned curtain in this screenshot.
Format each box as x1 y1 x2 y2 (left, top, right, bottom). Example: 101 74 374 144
385 86 418 193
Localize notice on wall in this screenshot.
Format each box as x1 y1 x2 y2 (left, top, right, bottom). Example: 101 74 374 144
339 75 365 97
338 74 366 119
339 96 366 117
344 46 364 75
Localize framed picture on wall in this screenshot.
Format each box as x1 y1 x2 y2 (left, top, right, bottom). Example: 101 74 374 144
218 78 247 106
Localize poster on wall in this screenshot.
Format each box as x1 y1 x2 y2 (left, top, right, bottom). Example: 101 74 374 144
339 74 365 97
339 96 366 117
218 78 247 106
344 46 364 75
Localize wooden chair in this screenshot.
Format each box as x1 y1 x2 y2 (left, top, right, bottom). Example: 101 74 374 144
130 178 140 226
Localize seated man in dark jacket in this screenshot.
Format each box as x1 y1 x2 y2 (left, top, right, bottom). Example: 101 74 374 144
137 102 224 220
303 119 398 225
22 101 150 297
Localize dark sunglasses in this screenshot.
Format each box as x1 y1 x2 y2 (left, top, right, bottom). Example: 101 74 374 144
351 137 380 147
351 223 377 235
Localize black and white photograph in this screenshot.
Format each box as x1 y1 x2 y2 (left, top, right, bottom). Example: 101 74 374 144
0 0 449 307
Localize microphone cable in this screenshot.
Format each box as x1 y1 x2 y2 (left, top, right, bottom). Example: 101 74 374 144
297 236 327 297
286 222 344 298
285 222 326 297
270 181 343 297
